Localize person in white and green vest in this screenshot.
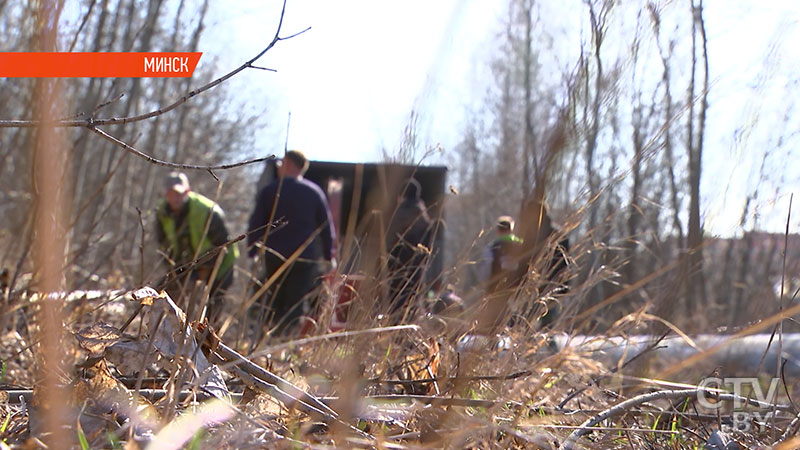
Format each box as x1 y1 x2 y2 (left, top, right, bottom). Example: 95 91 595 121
156 172 238 321
485 215 525 295
475 215 524 333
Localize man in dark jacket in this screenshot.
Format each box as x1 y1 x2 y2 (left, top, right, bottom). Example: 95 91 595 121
156 172 238 321
385 178 434 318
247 150 337 335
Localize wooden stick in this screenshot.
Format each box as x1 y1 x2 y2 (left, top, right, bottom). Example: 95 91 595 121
202 336 338 419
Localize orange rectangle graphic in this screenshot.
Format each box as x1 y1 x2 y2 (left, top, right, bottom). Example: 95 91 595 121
0 52 202 77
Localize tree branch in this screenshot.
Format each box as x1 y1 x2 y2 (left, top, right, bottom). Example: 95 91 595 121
0 0 304 129
88 125 273 170
559 388 792 449
0 0 307 172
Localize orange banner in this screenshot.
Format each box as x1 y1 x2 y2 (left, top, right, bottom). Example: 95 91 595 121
0 52 202 77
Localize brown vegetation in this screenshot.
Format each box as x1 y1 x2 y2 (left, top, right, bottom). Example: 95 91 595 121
2 0 800 449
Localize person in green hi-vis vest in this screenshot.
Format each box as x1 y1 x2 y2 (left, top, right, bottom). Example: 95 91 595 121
486 216 525 295
155 172 238 321
476 215 524 334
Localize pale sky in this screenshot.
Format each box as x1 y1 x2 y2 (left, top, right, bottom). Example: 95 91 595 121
198 1 800 235
202 0 495 163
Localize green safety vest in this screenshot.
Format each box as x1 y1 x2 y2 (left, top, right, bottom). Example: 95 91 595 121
158 192 238 280
491 233 523 277
497 233 523 244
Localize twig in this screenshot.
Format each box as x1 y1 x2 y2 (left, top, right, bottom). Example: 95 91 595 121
157 232 250 287
223 361 332 419
781 358 798 413
561 389 699 449
258 324 420 355
773 194 794 440
367 369 533 386
62 93 126 121
197 327 338 420
354 394 524 409
88 125 274 170
119 304 144 334
538 425 679 434
555 407 790 422
559 388 792 450
206 168 219 181
0 389 244 404
207 346 375 442
778 409 800 443
556 331 669 410
136 208 146 286
67 0 97 53
92 93 125 116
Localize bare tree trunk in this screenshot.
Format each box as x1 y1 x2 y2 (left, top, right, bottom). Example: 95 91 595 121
113 0 164 262
627 18 648 285
168 0 207 162
628 103 644 283
584 0 606 231
760 233 781 318
521 0 535 198
582 0 612 307
694 0 710 303
468 128 483 225
496 3 519 213
129 0 191 260
82 0 135 257
72 0 111 242
661 73 684 245
649 5 685 246
685 0 708 322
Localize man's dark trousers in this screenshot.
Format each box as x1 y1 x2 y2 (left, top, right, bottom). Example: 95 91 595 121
262 252 322 335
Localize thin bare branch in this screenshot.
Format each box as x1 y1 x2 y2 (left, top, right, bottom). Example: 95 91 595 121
276 25 311 42
560 388 792 449
66 0 97 52
261 324 420 354
557 331 669 410
368 369 533 386
197 324 339 420
247 65 277 72
91 92 125 115
88 125 273 170
358 394 524 409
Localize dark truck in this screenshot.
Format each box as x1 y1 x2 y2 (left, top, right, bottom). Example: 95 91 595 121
257 159 448 285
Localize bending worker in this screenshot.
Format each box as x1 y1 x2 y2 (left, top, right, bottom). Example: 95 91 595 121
156 171 238 321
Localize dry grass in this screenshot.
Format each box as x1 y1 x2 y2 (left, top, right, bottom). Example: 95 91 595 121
2 228 800 450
